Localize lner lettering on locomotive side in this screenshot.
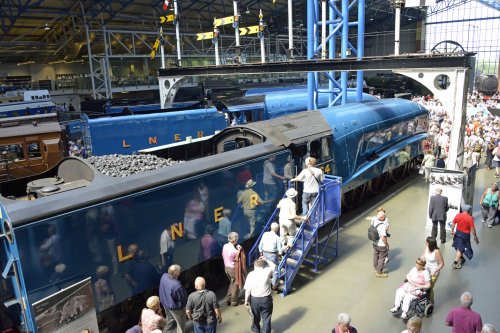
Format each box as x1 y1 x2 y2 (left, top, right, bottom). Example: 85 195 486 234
174 134 181 141
117 245 134 262
149 136 157 144
171 223 184 240
122 140 131 148
198 131 204 138
214 206 223 223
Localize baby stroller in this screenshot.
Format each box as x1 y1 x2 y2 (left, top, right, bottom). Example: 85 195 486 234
391 282 434 320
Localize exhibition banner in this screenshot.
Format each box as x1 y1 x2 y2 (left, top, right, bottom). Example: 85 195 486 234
32 277 99 333
426 168 464 230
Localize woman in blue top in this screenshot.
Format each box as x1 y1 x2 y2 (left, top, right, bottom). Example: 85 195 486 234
480 183 499 228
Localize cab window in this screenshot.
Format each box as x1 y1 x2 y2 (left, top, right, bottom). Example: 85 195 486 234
27 142 42 158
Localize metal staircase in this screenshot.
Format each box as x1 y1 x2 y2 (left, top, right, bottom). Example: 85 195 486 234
1 206 36 332
248 175 341 296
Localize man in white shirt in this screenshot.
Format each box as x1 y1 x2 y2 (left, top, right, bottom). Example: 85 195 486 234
290 157 324 216
244 257 276 333
258 222 286 290
276 188 301 247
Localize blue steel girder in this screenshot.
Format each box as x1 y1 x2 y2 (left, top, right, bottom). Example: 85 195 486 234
0 0 45 40
86 0 136 24
307 0 364 110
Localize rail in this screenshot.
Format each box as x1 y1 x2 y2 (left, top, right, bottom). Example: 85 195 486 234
248 175 342 296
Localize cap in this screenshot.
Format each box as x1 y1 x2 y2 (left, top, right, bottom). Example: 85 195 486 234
245 179 256 188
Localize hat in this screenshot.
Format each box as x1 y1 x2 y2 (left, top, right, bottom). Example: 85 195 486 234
285 188 297 198
245 179 256 188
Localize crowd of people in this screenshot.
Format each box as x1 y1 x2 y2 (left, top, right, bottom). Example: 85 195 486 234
116 91 500 332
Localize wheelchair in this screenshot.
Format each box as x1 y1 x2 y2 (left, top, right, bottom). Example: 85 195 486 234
392 287 434 320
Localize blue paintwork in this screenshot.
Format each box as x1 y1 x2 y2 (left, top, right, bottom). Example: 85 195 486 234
0 99 429 331
85 88 376 156
264 90 376 119
318 98 428 188
88 108 226 155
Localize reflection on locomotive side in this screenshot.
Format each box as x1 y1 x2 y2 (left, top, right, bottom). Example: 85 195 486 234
0 98 429 332
14 152 289 311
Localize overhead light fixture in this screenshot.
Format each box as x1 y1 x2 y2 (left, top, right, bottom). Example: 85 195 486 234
245 7 251 14
370 17 374 21
44 23 50 30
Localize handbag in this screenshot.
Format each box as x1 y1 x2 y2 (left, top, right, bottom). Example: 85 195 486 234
482 202 490 209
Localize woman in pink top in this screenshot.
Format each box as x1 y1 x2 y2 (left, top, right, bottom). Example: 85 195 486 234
141 296 166 333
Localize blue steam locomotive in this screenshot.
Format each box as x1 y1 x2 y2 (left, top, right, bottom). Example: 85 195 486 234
72 89 376 155
0 98 428 331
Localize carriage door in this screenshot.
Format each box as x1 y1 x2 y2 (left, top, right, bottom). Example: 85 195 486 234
25 136 44 168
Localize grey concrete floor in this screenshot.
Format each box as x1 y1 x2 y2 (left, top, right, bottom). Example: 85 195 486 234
214 164 500 333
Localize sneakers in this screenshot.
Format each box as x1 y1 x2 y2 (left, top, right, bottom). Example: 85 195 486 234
488 224 493 228
482 219 486 223
460 257 466 265
384 257 389 264
400 312 409 319
452 262 462 269
389 306 399 313
375 272 389 278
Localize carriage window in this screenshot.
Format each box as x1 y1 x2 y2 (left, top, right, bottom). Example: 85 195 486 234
27 142 41 158
0 144 25 163
321 137 331 159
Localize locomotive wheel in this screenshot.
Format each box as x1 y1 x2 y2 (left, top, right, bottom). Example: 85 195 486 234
367 173 389 194
342 184 367 208
389 165 406 182
406 158 417 173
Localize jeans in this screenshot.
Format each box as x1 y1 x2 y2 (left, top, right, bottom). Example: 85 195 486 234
302 192 318 216
250 295 273 333
193 321 217 333
262 252 279 286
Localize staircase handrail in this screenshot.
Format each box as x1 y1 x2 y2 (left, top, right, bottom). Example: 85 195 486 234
277 176 340 273
247 196 282 266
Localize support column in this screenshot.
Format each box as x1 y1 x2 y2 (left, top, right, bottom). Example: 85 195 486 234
391 0 405 55
174 0 182 67
396 68 470 171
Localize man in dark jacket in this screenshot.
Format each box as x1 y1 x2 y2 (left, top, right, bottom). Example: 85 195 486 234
159 264 188 333
428 187 449 243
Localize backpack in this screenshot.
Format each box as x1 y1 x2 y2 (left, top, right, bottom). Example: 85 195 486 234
473 142 482 153
368 222 383 241
496 148 500 159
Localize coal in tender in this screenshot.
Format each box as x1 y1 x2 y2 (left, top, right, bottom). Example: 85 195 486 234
87 154 183 177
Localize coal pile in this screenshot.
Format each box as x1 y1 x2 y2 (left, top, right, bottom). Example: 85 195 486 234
87 154 183 177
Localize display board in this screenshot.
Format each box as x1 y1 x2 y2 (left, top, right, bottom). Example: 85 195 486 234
32 277 98 333
426 168 464 230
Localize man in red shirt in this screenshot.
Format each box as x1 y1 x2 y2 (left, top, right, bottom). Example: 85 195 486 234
450 205 479 269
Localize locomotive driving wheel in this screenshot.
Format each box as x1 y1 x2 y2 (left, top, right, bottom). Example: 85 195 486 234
342 183 367 208
367 172 389 194
389 165 406 182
